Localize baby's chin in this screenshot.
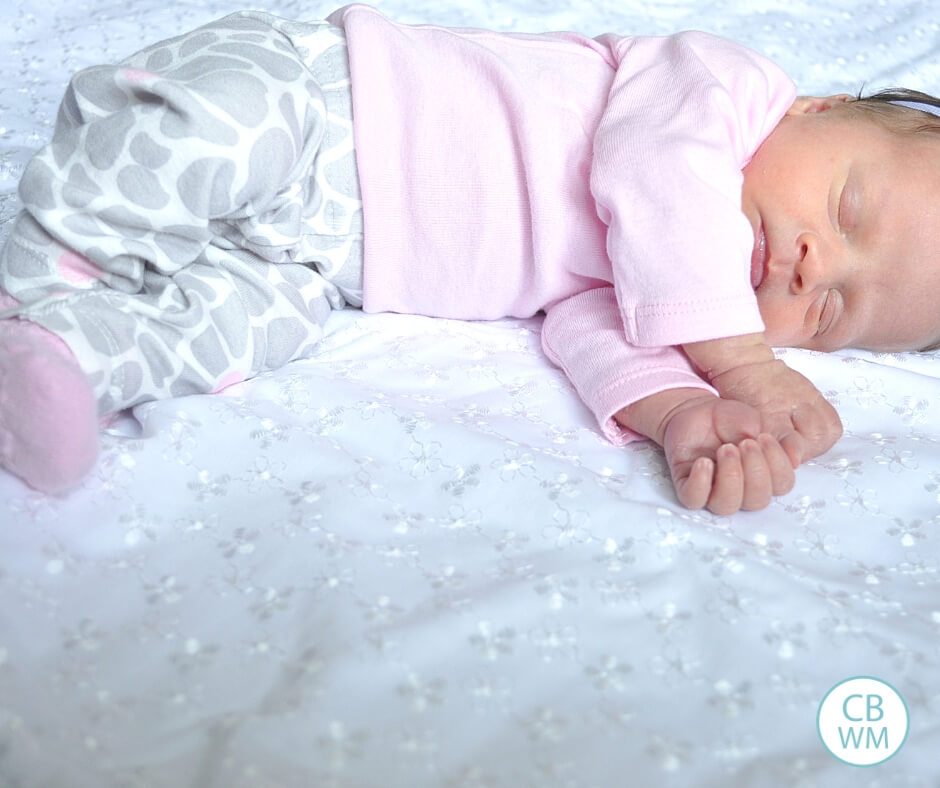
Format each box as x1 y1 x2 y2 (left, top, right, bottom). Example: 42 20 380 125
757 315 814 351
754 298 787 347
754 293 815 349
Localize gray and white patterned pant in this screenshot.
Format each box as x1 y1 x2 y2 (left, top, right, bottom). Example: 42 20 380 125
0 12 363 415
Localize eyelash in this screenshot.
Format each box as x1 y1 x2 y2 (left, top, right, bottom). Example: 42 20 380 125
816 289 839 337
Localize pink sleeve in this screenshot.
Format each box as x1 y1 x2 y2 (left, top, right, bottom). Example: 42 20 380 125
591 31 797 347
541 288 717 446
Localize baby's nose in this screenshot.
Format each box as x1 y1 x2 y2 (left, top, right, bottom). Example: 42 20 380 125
792 233 828 294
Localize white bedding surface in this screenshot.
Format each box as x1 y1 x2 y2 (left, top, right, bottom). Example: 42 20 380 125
1 1 939 786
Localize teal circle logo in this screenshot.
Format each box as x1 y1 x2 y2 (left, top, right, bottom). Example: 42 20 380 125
817 676 909 766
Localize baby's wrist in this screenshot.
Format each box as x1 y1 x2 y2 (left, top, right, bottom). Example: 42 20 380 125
681 332 775 382
615 388 716 446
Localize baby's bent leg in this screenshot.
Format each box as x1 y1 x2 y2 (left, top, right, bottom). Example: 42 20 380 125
0 241 343 495
0 14 360 491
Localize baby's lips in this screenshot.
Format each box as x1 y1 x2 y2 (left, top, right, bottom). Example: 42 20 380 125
750 225 767 289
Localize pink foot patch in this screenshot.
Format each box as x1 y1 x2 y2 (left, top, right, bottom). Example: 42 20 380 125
123 68 158 83
213 371 245 394
58 251 102 284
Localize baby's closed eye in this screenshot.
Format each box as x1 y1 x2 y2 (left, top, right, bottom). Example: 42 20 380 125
815 289 843 337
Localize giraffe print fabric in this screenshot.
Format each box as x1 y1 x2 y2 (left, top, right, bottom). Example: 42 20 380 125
0 12 363 415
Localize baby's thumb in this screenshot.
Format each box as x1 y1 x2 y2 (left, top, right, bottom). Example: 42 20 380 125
791 401 843 458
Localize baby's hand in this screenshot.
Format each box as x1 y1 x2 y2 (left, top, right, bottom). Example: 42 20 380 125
683 334 842 466
708 358 842 467
617 388 795 514
660 394 795 514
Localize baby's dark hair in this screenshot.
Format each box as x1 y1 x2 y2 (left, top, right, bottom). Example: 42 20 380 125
844 87 940 136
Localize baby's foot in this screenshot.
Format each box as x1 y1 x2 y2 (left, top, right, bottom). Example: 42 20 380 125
0 315 98 494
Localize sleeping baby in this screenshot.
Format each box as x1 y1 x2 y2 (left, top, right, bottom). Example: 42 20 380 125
1 4 938 513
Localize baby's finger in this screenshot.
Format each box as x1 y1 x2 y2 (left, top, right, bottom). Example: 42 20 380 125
739 439 773 511
759 433 795 496
776 429 805 469
673 456 715 510
757 410 804 468
706 444 744 515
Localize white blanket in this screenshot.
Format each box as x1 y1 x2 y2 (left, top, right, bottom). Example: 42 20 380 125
1 1 938 786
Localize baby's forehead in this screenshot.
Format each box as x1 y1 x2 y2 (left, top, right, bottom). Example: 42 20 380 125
863 128 940 214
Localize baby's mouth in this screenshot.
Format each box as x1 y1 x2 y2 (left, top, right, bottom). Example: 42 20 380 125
750 225 767 290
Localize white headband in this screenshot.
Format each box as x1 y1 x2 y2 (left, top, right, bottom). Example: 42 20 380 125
888 99 940 117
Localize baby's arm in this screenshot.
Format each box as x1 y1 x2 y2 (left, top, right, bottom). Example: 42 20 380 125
681 333 843 467
541 289 820 514
615 388 795 514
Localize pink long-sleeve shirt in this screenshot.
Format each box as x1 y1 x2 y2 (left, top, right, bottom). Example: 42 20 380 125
330 4 796 442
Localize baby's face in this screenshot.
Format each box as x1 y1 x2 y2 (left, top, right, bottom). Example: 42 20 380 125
741 97 940 352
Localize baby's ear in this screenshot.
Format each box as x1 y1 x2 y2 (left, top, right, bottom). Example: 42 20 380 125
786 94 854 116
